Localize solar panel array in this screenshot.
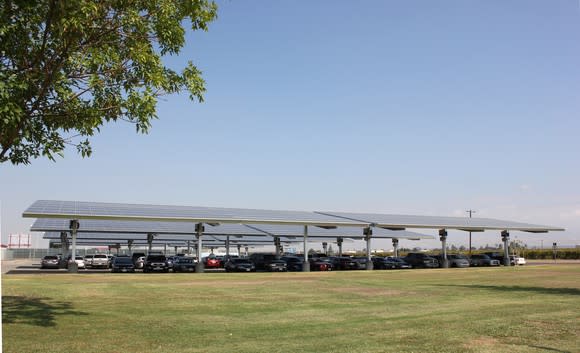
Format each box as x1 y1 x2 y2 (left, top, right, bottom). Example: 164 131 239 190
316 211 564 232
25 199 564 250
24 200 368 226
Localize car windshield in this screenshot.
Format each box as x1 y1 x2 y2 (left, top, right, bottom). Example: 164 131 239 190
177 258 193 264
232 259 251 264
115 257 133 264
148 256 166 261
94 254 107 259
44 256 58 260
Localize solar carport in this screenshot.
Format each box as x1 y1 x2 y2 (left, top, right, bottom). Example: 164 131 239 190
23 200 564 272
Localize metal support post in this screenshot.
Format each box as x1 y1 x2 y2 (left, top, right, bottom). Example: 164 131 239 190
187 240 191 255
68 220 79 272
237 244 242 257
127 240 133 252
274 237 280 258
147 233 154 252
245 246 249 257
195 223 205 273
501 230 510 266
322 242 328 255
439 229 448 268
302 225 310 272
392 238 399 258
337 237 343 257
225 235 230 259
364 227 373 270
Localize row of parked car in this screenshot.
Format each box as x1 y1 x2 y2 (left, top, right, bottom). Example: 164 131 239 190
40 251 525 272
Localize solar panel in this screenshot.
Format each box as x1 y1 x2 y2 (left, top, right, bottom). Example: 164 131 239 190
24 200 368 227
32 218 269 236
315 211 564 232
245 224 433 239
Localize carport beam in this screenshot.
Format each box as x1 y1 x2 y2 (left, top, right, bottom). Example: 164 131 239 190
303 225 310 272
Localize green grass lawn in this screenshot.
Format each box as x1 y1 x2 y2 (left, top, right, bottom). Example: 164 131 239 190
3 265 579 353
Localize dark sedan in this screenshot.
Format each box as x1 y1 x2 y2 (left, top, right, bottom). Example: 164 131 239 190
111 256 135 273
281 256 304 271
173 257 196 272
372 257 397 270
224 258 256 272
402 253 439 268
470 254 500 267
386 257 412 269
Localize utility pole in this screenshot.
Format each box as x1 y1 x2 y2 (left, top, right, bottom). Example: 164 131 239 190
466 209 476 256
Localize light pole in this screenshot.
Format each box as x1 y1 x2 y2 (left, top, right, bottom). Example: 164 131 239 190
466 209 476 256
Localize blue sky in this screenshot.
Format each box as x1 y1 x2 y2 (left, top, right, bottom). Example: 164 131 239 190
1 0 579 250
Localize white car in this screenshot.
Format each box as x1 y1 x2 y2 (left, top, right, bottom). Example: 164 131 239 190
510 255 526 266
68 256 86 269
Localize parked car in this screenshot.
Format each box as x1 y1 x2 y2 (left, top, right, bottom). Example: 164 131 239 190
131 252 146 265
40 255 60 269
372 257 397 270
434 254 470 268
165 256 176 271
67 255 86 269
249 253 287 272
469 254 501 267
143 254 169 273
483 252 508 265
309 258 332 271
402 253 439 268
173 257 196 272
134 256 145 269
352 257 370 270
325 256 360 270
281 256 304 271
263 259 287 272
91 254 109 269
83 255 94 268
203 255 222 269
224 258 256 272
386 257 412 269
510 255 526 266
110 256 135 273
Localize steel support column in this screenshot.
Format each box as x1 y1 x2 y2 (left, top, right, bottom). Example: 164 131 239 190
237 244 242 257
225 235 230 258
364 227 373 270
195 223 205 273
439 229 448 268
302 225 310 272
274 237 281 258
501 230 510 266
322 242 328 255
392 238 399 258
68 220 79 273
337 237 343 257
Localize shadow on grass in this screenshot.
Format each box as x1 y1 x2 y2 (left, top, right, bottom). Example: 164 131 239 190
2 296 88 327
436 284 580 296
527 345 571 353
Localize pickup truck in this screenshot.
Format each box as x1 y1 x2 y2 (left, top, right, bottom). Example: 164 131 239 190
143 255 169 273
91 254 109 268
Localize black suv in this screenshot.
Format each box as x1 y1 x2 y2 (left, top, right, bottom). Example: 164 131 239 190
402 253 439 268
249 253 287 272
111 256 136 273
143 255 169 273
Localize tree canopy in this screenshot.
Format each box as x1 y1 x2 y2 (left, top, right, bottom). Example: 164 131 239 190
0 0 217 164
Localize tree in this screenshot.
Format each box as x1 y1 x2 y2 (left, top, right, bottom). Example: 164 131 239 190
0 0 217 164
